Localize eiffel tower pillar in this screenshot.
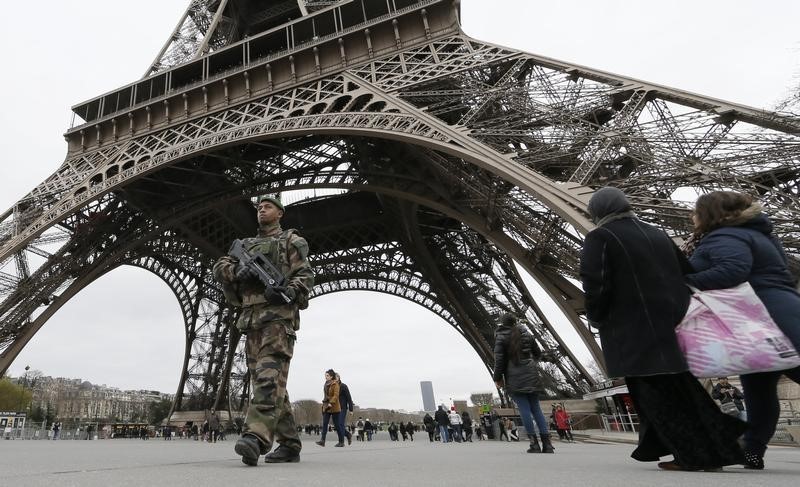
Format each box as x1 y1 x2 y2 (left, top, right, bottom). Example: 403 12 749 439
2 0 799 412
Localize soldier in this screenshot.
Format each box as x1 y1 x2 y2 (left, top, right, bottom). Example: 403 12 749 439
213 195 314 466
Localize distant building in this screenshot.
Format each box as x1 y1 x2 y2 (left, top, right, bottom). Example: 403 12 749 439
420 381 435 412
22 375 172 424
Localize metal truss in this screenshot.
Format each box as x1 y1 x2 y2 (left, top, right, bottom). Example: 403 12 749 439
2 1 799 408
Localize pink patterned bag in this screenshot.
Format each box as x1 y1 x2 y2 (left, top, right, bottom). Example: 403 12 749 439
675 282 800 378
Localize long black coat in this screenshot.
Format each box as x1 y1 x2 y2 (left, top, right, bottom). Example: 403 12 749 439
493 323 544 393
580 217 691 378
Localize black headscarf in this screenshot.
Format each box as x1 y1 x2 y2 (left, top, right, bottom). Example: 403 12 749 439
587 187 632 225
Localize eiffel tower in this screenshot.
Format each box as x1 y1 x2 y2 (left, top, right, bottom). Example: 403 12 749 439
1 0 798 414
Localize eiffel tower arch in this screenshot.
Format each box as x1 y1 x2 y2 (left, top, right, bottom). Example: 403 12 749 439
1 1 799 414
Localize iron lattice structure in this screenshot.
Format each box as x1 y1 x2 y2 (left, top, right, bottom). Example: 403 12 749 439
1 1 799 413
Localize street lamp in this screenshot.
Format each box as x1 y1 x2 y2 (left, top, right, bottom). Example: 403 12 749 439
17 365 30 412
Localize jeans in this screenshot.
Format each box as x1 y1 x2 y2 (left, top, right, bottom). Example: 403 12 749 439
321 411 344 443
438 425 450 442
740 366 800 456
511 392 549 437
338 411 350 439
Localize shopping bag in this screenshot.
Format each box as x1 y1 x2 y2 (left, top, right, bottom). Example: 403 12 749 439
675 282 800 378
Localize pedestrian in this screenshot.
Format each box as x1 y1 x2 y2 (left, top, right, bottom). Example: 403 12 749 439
406 421 415 441
337 374 354 445
315 369 346 447
448 408 463 442
553 405 574 442
364 418 374 441
461 411 473 442
711 377 747 421
52 422 60 440
399 421 408 441
423 413 436 442
208 408 221 443
684 191 800 469
434 405 450 443
493 313 554 453
213 194 314 466
580 187 745 471
388 421 398 441
356 417 365 441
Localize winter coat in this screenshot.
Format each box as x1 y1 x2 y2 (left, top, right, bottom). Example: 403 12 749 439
322 379 342 413
580 216 691 378
338 382 354 412
554 409 570 430
434 408 450 426
686 211 800 350
461 412 472 428
492 322 544 393
448 411 462 425
711 383 745 411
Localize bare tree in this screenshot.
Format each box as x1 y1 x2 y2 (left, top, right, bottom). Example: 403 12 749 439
292 400 321 425
470 393 494 407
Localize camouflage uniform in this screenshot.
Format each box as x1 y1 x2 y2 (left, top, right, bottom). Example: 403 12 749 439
213 221 314 454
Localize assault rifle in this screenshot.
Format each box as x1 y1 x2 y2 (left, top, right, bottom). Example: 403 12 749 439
228 239 292 304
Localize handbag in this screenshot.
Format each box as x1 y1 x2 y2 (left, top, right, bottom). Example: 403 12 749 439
675 282 800 378
719 400 739 415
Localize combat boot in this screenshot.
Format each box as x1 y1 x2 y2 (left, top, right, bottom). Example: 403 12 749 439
334 441 345 447
526 434 541 453
235 434 267 466
264 445 300 464
315 439 325 447
540 433 555 454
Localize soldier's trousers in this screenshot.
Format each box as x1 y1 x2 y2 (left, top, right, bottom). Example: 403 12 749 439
243 322 302 452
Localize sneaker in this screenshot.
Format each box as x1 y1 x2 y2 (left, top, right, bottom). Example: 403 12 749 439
264 445 300 464
743 451 764 470
235 435 266 467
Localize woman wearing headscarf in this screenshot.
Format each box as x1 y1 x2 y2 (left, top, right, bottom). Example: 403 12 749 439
684 191 800 469
493 313 554 453
579 187 745 471
315 369 345 447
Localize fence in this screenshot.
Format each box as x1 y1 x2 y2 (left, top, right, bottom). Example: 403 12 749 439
3 423 101 441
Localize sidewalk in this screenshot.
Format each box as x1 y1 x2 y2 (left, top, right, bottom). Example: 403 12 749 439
2 435 798 487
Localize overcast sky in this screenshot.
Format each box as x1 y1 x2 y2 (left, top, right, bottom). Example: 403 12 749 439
2 1 798 412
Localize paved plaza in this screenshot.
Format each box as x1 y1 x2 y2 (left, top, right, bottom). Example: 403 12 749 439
2 434 798 487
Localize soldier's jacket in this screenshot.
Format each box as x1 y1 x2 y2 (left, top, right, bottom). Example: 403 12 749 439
213 223 314 332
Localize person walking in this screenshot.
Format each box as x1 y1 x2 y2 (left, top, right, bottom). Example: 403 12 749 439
213 194 314 466
434 405 450 443
448 408 463 442
337 374 354 445
580 187 745 471
684 191 800 470
423 413 436 442
316 369 346 448
493 313 554 453
461 412 473 442
553 405 573 442
406 421 415 441
208 408 221 443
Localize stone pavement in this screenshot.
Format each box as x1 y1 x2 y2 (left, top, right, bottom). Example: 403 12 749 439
1 435 798 487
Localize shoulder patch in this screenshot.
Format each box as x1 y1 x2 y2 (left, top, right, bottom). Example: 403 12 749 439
289 235 309 259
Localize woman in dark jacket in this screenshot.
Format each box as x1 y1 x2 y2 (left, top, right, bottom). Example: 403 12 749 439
315 369 345 447
685 191 800 469
580 187 745 471
493 313 553 453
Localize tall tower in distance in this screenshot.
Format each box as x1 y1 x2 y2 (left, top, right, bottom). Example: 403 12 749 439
420 381 436 412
